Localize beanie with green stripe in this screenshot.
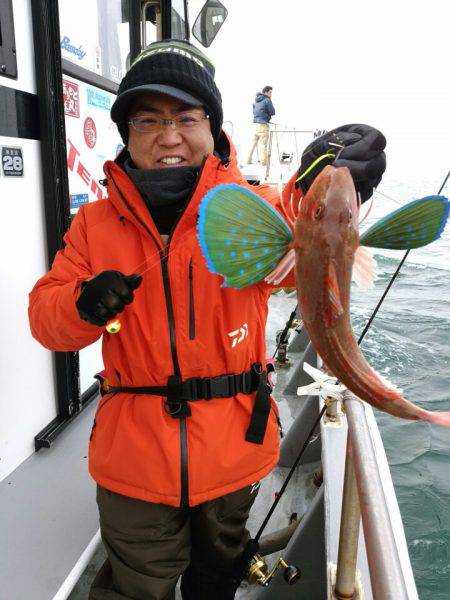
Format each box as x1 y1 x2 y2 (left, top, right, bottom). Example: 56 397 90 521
111 40 223 144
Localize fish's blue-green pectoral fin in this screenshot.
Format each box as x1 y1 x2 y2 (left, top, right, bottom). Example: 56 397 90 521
360 196 449 250
197 183 293 288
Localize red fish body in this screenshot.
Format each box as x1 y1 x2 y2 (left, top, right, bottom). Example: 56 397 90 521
294 165 450 426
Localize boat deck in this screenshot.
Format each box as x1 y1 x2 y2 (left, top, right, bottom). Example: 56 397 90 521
0 399 98 600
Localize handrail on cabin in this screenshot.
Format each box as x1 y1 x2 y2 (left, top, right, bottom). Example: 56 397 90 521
334 391 409 599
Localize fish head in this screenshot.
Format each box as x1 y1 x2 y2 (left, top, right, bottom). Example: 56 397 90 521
294 165 360 328
295 165 359 255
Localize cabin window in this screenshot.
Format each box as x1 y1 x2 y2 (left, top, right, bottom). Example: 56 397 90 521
59 0 131 87
0 0 17 79
171 0 189 40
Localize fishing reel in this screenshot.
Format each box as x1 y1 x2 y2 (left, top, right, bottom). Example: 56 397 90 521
246 554 301 587
275 317 302 367
274 328 291 367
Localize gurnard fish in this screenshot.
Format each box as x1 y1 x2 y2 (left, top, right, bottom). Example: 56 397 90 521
197 167 450 425
294 166 450 425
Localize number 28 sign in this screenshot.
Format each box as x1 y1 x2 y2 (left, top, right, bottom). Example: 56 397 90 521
1 146 24 177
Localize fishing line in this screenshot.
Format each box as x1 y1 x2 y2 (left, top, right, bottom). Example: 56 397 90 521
295 152 336 183
373 188 403 206
103 224 201 332
106 222 199 282
358 167 450 346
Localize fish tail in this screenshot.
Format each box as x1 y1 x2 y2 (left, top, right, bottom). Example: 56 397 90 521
332 342 450 425
421 410 450 427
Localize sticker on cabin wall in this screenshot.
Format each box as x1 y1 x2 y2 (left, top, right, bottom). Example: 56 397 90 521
1 146 24 177
70 193 89 209
66 138 105 202
60 36 86 60
63 79 80 118
87 86 111 111
83 117 97 149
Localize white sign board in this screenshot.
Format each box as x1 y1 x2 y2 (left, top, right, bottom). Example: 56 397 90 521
63 75 124 390
63 75 124 214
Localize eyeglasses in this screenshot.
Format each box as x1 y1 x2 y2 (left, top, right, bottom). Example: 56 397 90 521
128 112 210 133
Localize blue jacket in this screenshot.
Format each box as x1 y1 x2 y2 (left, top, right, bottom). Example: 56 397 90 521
252 92 275 124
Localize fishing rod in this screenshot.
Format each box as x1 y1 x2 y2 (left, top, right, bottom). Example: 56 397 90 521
272 304 298 359
232 401 325 588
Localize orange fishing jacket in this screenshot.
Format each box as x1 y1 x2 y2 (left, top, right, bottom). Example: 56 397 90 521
29 141 297 507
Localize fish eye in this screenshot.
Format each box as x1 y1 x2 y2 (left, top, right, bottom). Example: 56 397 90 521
314 205 324 219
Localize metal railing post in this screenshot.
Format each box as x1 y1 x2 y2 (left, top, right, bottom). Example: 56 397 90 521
334 435 361 599
344 392 409 599
265 130 273 181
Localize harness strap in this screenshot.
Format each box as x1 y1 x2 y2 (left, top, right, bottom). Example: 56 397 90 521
245 365 271 445
106 363 271 445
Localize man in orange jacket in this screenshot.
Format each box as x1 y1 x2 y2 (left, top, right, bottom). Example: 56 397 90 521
29 40 386 600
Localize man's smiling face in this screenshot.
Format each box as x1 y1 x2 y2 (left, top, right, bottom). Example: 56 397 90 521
126 92 214 170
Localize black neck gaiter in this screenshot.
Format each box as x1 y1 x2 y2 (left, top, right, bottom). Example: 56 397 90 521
124 159 200 234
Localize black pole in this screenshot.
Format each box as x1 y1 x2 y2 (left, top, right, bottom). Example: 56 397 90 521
183 0 190 40
161 0 172 38
129 0 142 63
31 0 80 430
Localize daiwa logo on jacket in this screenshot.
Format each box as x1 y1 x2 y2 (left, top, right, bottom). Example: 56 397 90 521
228 323 248 347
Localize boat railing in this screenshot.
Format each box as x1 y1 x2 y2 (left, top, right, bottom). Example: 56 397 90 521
265 125 315 181
334 390 410 599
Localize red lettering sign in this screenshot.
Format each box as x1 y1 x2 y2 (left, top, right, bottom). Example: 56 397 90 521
67 138 105 201
63 80 80 118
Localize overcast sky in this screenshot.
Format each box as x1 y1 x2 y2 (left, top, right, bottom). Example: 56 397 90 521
190 0 450 185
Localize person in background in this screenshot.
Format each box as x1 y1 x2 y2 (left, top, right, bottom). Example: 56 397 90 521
28 39 386 600
247 85 275 167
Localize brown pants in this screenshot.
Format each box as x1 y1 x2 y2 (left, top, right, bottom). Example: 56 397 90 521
89 483 259 600
247 123 270 166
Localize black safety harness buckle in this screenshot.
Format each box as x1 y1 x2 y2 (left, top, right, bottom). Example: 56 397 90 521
164 375 191 418
106 362 272 444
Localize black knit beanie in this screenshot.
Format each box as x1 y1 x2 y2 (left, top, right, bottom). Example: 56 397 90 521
110 40 223 144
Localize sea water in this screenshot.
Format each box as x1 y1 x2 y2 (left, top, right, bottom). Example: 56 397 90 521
351 176 450 599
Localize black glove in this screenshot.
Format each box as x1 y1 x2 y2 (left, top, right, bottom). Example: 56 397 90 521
76 270 142 326
297 124 386 202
